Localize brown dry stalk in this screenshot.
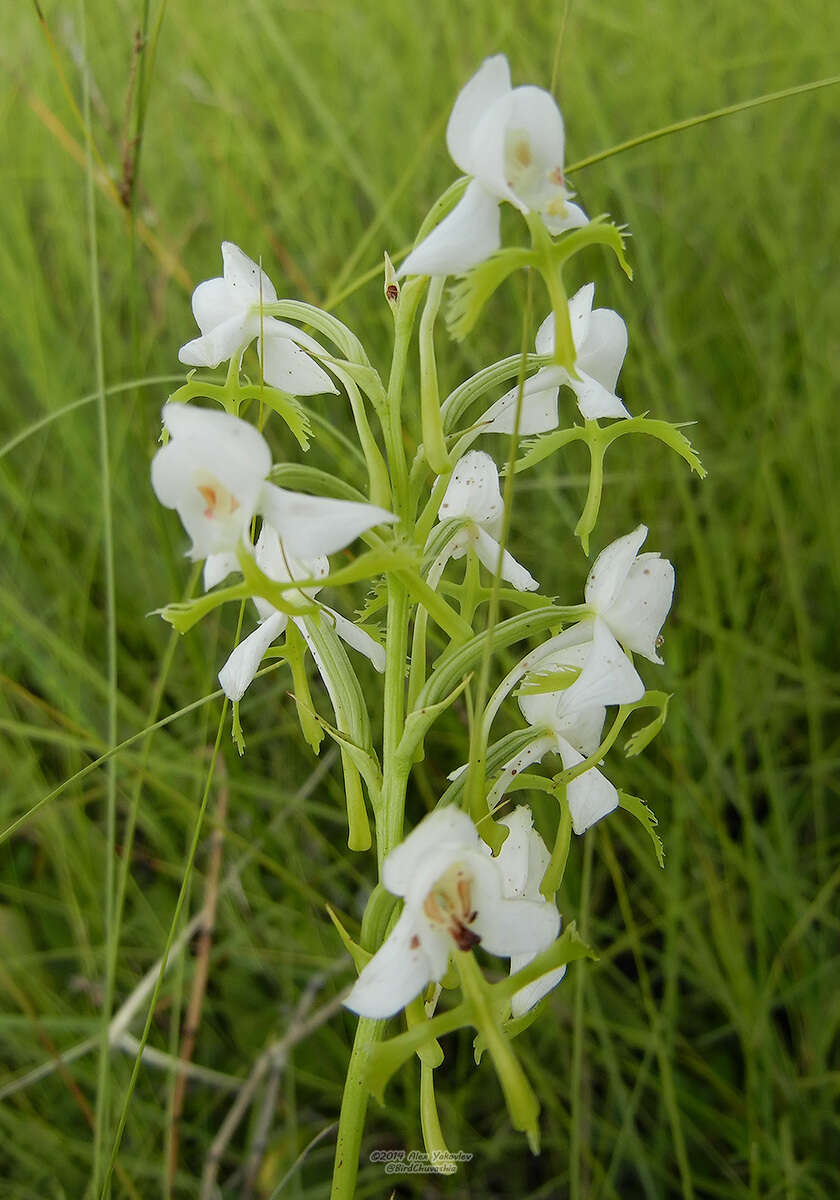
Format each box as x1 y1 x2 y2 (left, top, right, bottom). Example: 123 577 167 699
166 759 230 1188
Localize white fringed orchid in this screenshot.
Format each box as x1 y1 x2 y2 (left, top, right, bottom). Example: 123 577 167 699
435 451 539 592
585 525 675 663
479 283 629 432
400 55 588 278
217 524 385 703
178 242 337 396
151 403 395 561
494 808 566 1017
490 618 645 834
344 808 560 1019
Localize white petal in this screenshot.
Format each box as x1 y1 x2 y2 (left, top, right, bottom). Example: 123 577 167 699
559 617 645 712
221 241 278 305
478 367 564 436
268 319 334 360
555 703 608 758
383 808 480 898
446 54 512 175
260 324 338 395
191 277 237 335
320 605 386 672
217 611 287 702
438 450 503 530
557 738 619 834
178 312 258 368
541 201 589 235
486 734 558 812
570 370 630 421
259 483 396 557
585 526 648 612
510 952 566 1018
470 86 566 213
151 405 272 558
603 554 675 663
344 908 435 1018
577 307 628 397
474 527 539 592
469 853 560 956
497 807 551 898
568 282 595 354
398 181 501 278
534 311 556 357
203 552 240 591
256 523 328 593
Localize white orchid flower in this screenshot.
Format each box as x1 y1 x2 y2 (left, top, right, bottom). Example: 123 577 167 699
489 618 645 834
218 524 385 702
585 525 675 664
400 55 588 278
479 283 629 432
151 403 395 561
345 807 560 1019
435 451 538 592
178 242 337 396
494 808 566 1017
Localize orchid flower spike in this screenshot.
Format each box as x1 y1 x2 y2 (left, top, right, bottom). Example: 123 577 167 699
151 403 395 561
400 55 588 278
585 526 675 664
492 618 645 834
344 808 559 1019
436 451 538 592
479 283 629 432
178 242 338 396
494 808 566 1017
217 524 385 703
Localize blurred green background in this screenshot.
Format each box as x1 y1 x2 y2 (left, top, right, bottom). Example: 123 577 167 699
1 1 838 1196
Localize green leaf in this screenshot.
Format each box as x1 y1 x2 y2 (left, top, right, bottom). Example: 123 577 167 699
618 791 665 868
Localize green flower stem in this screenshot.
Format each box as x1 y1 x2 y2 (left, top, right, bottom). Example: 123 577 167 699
385 276 425 519
379 575 411 865
454 950 541 1153
420 1061 457 1174
542 790 572 897
526 212 575 371
284 622 324 753
419 276 451 474
574 423 606 554
396 568 473 642
331 365 392 509
330 1016 382 1200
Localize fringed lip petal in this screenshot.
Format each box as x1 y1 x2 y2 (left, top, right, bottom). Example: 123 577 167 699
398 180 502 278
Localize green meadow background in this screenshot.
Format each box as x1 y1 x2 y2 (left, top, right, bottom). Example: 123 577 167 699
1 1 838 1196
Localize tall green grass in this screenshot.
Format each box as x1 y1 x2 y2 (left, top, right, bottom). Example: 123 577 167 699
1 1 838 1195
